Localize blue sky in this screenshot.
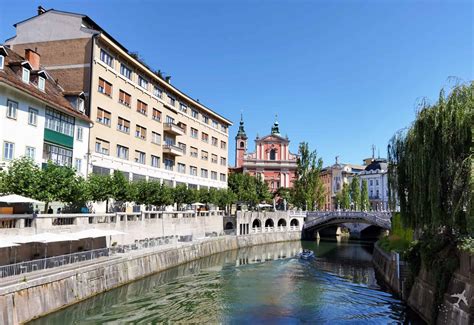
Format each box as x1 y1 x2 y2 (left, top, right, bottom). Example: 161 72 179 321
1 0 472 167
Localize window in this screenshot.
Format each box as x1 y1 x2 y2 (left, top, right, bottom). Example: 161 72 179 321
38 76 45 91
22 68 30 83
179 103 187 113
25 146 35 160
190 146 198 158
138 75 148 89
220 141 227 150
178 122 187 134
151 155 160 168
95 138 110 155
192 109 199 119
178 163 186 173
370 189 373 197
119 90 131 107
98 78 112 96
151 131 161 144
137 100 148 115
77 98 85 112
152 108 162 122
212 120 219 128
100 49 114 67
45 107 75 136
135 125 147 140
211 171 218 180
211 137 218 146
211 154 218 163
376 180 379 186
135 150 146 164
168 95 176 107
376 189 380 197
164 158 174 171
74 158 82 172
191 128 198 138
166 115 175 124
6 100 18 119
28 108 38 126
202 115 209 124
3 142 14 160
201 132 209 143
43 143 72 166
190 166 197 176
221 125 227 133
117 145 129 160
117 117 130 133
0 55 3 69
201 168 208 178
120 63 132 79
96 108 111 126
76 126 83 141
220 173 226 182
153 86 162 98
201 150 208 161
178 142 186 154
369 180 373 186
270 149 276 160
220 157 226 166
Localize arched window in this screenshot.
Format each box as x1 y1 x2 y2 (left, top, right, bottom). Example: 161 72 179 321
240 141 245 148
270 149 276 160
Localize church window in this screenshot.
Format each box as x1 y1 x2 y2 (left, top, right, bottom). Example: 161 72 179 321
240 141 245 148
270 149 276 160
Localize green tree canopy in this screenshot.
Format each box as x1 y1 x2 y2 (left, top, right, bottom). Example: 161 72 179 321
361 179 370 211
350 177 361 210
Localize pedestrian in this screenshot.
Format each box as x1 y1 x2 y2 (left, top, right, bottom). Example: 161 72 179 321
47 207 53 214
57 207 62 214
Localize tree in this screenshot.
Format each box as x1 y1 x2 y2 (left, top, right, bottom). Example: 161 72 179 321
293 142 325 210
228 173 258 206
112 170 131 203
155 184 174 208
0 157 40 197
350 177 361 210
173 184 189 210
255 177 272 204
361 179 370 211
87 173 114 212
388 84 473 235
341 183 351 210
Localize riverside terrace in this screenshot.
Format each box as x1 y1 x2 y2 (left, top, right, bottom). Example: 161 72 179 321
0 210 305 279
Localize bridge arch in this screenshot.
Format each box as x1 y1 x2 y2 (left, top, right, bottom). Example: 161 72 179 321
277 218 287 227
290 218 299 227
265 218 274 227
252 219 261 228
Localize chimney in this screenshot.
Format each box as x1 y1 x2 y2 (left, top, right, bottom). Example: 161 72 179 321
25 49 40 70
165 76 171 84
37 6 46 15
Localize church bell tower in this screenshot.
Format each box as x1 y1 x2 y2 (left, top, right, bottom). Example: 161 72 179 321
235 114 247 168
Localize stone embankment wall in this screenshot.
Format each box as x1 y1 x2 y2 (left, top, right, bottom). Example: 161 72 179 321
408 250 473 325
0 232 301 324
372 243 410 299
373 243 473 324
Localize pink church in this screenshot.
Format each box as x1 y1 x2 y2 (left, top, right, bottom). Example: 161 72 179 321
234 116 298 192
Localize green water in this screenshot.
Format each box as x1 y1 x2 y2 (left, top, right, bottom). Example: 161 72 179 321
30 239 423 324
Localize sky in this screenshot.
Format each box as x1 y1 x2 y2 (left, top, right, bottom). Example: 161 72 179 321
1 0 472 167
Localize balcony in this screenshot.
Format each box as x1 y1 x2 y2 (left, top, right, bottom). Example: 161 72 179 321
163 122 185 136
163 144 184 156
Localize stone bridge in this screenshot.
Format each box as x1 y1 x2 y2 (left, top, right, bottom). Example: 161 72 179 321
303 211 392 239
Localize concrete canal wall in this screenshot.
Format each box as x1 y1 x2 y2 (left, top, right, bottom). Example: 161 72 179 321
0 231 301 324
373 243 473 324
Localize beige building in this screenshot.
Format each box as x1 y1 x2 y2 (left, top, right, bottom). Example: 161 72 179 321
6 7 232 189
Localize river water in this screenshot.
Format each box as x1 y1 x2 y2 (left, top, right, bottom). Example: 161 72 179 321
30 239 423 324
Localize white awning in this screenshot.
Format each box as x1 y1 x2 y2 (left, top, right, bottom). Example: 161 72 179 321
0 239 20 248
258 203 273 208
71 229 126 239
0 194 42 204
191 202 205 206
9 233 74 244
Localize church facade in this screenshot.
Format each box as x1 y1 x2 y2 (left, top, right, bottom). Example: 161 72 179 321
233 117 298 192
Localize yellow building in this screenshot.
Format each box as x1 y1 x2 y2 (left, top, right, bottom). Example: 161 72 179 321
6 7 232 189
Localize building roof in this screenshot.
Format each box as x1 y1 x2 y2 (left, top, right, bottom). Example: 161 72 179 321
364 158 388 172
0 46 91 122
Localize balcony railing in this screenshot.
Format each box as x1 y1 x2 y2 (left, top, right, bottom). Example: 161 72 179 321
163 144 184 156
163 123 185 136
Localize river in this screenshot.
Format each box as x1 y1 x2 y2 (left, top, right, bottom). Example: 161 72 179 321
30 239 424 324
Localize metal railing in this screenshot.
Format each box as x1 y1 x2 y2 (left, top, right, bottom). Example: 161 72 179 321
0 248 109 279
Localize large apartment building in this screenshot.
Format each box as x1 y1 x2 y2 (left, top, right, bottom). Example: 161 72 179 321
0 45 90 175
5 7 232 189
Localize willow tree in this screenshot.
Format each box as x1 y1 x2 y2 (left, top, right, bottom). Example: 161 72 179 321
293 142 325 210
388 83 473 235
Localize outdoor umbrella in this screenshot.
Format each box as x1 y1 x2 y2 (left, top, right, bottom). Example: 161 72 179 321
70 229 126 250
0 194 42 204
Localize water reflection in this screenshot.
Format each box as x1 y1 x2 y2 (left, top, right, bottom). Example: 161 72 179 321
30 240 422 324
